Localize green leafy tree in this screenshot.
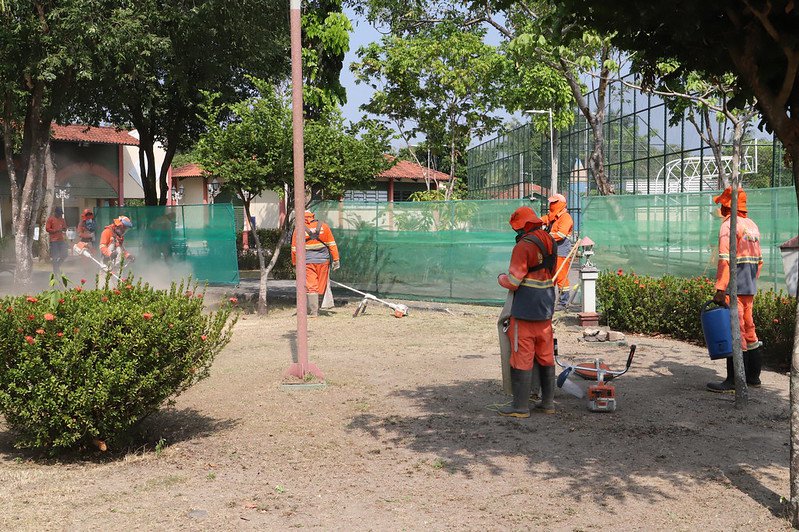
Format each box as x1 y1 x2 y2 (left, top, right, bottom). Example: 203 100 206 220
196 82 391 314
353 0 622 195
82 0 289 206
0 1 118 286
303 0 352 118
555 0 799 520
352 22 505 199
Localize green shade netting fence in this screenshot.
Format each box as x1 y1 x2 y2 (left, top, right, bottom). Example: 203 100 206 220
94 204 240 285
316 188 797 304
580 187 797 291
314 199 528 304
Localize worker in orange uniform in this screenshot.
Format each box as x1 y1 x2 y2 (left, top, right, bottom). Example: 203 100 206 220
99 216 134 268
45 206 68 275
497 206 558 417
707 187 763 393
77 209 96 251
540 193 574 309
292 210 340 317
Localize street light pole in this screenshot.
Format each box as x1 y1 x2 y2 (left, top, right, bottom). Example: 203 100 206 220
525 109 556 196
285 0 323 383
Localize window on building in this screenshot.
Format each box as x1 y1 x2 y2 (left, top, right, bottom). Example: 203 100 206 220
343 189 388 202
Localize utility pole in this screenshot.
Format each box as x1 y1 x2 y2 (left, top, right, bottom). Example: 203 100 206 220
285 0 324 383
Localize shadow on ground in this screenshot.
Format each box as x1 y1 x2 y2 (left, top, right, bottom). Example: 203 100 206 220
347 356 788 513
0 407 238 464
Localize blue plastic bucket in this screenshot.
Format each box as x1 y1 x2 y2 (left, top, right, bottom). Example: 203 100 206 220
701 300 733 360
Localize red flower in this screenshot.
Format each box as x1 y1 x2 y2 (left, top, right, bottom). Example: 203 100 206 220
121 277 128 283
201 335 207 341
24 336 35 345
43 313 55 321
58 298 65 304
142 312 153 320
35 328 44 335
196 294 203 299
5 306 12 313
101 296 109 302
75 287 83 293
125 284 133 290
185 291 193 297
617 269 623 275
26 296 38 303
27 314 35 321
57 332 64 337
774 318 780 323
229 297 238 305
113 289 121 295
80 278 86 285
168 323 174 329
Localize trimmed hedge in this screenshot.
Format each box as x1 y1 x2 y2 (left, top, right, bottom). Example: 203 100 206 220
236 228 294 279
0 277 237 452
597 271 796 368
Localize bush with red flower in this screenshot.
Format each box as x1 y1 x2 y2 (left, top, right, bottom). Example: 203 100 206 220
0 277 237 452
598 272 796 367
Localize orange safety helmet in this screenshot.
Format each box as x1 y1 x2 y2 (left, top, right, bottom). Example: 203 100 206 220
713 186 747 213
82 208 94 218
113 216 133 228
548 193 567 204
304 210 315 222
509 206 543 232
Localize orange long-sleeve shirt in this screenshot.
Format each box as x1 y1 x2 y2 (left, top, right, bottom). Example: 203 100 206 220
45 216 67 242
498 228 555 291
715 215 762 295
291 220 339 265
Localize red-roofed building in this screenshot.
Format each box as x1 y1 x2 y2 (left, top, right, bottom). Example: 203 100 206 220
0 123 169 233
343 156 450 202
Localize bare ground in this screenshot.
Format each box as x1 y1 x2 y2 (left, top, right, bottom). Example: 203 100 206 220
0 302 791 531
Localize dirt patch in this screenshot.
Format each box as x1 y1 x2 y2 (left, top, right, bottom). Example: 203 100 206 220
0 304 791 530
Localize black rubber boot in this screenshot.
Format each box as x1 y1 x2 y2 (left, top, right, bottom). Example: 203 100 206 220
744 347 762 387
707 357 735 393
529 361 541 401
307 294 319 317
498 367 532 418
535 365 556 414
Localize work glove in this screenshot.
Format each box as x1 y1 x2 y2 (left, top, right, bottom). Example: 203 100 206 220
332 260 340 271
712 289 727 306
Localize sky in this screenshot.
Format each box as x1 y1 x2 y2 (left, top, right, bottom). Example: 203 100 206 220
340 7 383 127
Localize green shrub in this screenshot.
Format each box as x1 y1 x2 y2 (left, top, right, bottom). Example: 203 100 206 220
236 228 294 279
0 276 237 452
598 271 796 367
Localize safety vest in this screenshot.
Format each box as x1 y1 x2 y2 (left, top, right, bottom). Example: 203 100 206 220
510 230 557 321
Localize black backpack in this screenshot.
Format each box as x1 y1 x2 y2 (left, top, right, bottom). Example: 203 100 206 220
521 232 557 275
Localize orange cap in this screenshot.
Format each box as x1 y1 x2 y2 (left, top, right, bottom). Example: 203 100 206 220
304 210 315 222
509 206 543 231
548 193 566 204
713 187 747 213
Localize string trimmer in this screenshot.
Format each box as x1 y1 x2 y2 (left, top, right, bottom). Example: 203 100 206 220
73 242 123 282
555 340 637 412
329 280 409 318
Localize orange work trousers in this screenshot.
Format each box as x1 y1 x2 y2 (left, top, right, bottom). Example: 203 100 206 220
508 317 555 370
306 262 330 294
733 294 757 350
555 255 572 290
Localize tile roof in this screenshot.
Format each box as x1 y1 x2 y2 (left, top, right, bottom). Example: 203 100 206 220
50 124 139 146
379 156 451 181
172 163 205 178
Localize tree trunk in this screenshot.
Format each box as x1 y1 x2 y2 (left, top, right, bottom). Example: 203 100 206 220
37 142 56 262
242 196 268 315
158 143 178 206
13 84 51 287
558 48 615 195
789 143 799 527
446 132 457 200
729 176 748 407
